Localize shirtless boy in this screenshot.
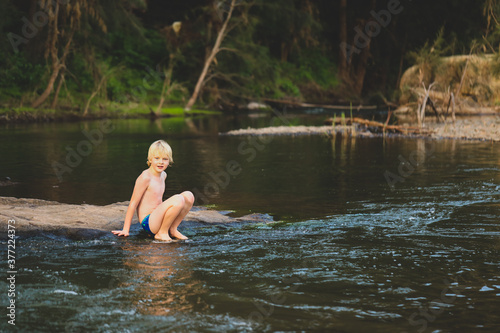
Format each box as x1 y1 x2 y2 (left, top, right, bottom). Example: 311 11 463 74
112 140 194 241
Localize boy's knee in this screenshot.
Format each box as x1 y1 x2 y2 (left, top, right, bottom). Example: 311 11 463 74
175 194 185 205
182 191 195 204
168 194 184 207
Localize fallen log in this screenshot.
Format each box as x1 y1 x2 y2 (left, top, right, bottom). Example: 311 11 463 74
261 98 378 110
324 117 432 135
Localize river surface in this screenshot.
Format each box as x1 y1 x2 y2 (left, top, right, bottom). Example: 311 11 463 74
1 112 499 332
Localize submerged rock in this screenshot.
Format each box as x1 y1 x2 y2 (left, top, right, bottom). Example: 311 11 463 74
0 196 274 239
0 177 18 186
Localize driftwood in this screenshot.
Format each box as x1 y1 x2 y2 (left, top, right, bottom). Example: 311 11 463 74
325 117 431 135
451 92 456 122
261 98 377 110
427 97 443 122
417 82 436 127
444 91 456 122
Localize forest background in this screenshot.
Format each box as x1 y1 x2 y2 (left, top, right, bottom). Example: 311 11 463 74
1 0 500 116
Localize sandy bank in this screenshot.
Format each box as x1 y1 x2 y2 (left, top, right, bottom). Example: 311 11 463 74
0 197 273 239
426 116 500 142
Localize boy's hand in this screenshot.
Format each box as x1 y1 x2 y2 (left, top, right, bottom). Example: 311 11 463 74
112 230 129 237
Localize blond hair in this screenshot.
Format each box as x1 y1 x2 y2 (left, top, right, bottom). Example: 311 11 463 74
147 140 173 166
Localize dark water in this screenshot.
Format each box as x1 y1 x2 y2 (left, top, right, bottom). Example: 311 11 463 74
1 113 499 332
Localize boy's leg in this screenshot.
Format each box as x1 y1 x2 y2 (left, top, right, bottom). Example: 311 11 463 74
148 194 185 241
168 191 194 240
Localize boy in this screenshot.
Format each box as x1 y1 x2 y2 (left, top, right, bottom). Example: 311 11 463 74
112 140 194 241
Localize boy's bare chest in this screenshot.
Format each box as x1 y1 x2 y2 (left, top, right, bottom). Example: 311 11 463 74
147 178 165 195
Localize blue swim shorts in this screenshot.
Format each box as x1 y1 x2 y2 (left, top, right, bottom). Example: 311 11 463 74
140 214 155 237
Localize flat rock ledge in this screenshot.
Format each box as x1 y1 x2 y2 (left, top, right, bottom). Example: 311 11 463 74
0 196 273 239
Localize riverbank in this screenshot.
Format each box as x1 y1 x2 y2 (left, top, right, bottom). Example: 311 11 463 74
3 104 498 142
0 106 220 123
0 196 273 239
222 115 500 142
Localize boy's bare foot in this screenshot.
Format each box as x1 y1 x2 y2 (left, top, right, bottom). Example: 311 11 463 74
170 229 188 240
154 233 173 242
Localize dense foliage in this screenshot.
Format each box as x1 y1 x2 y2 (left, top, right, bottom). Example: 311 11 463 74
0 0 497 111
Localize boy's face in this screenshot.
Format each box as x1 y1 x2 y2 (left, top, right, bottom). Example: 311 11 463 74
150 155 169 173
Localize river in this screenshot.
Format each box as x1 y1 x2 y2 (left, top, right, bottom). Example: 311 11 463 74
0 112 499 332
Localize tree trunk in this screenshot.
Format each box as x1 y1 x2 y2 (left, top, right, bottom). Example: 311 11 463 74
33 28 74 108
32 64 61 109
395 34 407 90
32 2 60 109
32 34 73 109
83 73 107 117
50 72 65 109
156 53 176 116
352 0 376 95
184 0 236 111
156 68 170 116
281 42 290 62
353 31 371 95
338 0 348 80
339 0 377 96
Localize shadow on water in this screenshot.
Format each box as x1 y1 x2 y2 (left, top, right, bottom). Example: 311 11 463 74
0 114 499 332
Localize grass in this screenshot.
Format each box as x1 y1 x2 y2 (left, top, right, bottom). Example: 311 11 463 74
0 103 221 122
160 107 221 116
101 102 221 117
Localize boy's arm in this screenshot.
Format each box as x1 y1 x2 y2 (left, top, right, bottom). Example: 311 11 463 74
112 173 149 237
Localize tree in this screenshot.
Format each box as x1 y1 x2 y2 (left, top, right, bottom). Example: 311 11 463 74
31 0 106 109
184 0 238 111
338 0 348 80
155 22 187 116
338 0 377 96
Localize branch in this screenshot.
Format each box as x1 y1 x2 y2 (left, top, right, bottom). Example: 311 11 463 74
417 82 436 128
218 47 239 53
203 71 242 87
83 67 116 116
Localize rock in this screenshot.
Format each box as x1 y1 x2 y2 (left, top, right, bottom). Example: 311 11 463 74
247 102 270 110
221 125 335 136
220 118 500 141
186 207 235 224
0 196 274 239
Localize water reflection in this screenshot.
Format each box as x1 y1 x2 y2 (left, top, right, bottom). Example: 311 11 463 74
120 242 208 316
